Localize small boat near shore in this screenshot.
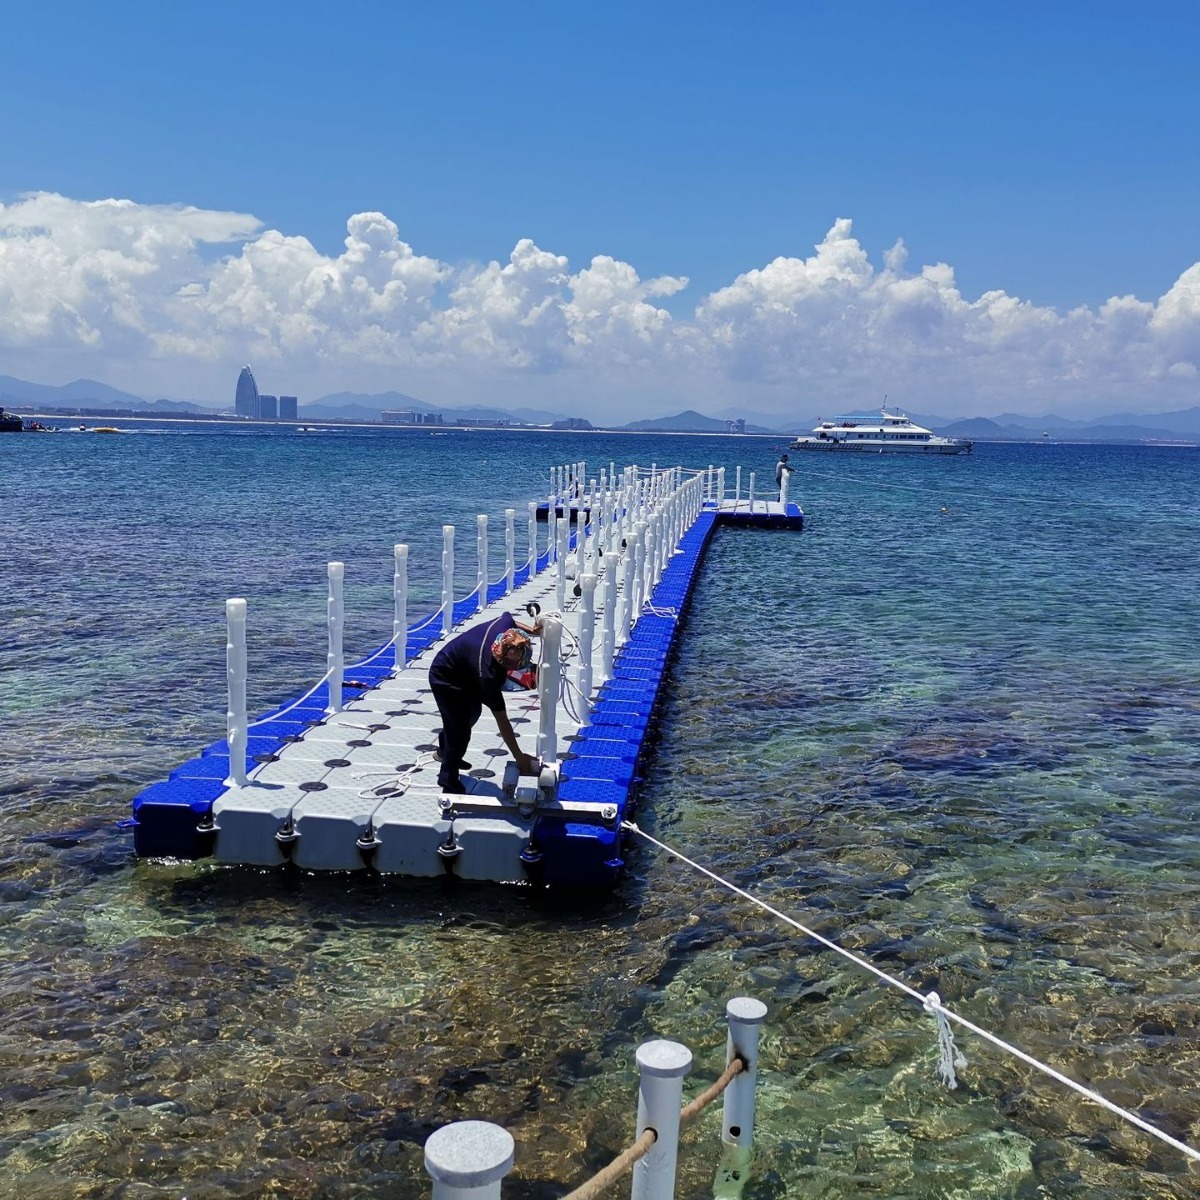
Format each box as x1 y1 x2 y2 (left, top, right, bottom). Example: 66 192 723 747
791 408 973 454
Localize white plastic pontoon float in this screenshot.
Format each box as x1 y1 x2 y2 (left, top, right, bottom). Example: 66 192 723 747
131 463 802 888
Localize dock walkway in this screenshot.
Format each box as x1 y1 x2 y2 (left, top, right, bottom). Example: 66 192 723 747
131 466 802 887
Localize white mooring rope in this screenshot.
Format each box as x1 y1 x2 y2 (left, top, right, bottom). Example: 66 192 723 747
622 821 1200 1166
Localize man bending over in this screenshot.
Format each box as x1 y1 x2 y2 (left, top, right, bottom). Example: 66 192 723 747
428 611 543 794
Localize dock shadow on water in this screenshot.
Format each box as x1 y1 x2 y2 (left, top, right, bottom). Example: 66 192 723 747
2 432 1199 1197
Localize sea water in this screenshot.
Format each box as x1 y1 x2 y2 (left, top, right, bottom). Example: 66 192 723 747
0 425 1197 1198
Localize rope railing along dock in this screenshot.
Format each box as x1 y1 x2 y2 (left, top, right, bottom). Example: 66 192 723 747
423 998 765 1200
623 821 1200 1170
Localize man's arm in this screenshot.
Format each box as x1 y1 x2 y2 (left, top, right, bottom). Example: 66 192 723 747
513 617 543 635
489 702 538 775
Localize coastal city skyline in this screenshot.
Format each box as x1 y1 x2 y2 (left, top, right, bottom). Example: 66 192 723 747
3 3 1199 424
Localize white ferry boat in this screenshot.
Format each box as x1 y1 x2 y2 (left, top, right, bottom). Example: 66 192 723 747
790 407 972 454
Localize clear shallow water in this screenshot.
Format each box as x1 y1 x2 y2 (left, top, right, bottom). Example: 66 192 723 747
1 426 1198 1198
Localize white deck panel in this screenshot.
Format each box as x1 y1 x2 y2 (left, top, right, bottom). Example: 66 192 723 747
248 755 337 788
289 786 380 871
451 812 532 883
372 792 453 876
212 783 298 866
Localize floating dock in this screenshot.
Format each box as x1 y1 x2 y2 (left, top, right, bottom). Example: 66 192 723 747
131 463 802 887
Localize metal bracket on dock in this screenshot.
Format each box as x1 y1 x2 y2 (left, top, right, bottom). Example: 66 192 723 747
273 819 300 863
439 790 620 828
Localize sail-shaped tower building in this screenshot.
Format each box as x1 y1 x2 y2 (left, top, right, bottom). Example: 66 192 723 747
234 366 259 418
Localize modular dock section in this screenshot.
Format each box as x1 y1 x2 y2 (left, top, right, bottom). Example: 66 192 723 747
131 464 802 887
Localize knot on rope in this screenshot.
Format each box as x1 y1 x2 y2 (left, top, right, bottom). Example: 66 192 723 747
924 991 968 1090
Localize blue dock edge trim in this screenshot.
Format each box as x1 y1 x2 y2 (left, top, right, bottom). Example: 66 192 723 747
130 501 802 880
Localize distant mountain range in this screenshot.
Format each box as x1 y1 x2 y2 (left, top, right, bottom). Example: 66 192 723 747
620 409 779 434
2 372 1197 442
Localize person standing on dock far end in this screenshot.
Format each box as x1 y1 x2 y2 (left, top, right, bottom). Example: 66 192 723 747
429 612 543 793
776 453 794 489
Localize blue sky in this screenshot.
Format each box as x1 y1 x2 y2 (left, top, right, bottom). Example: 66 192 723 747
2 1 1199 421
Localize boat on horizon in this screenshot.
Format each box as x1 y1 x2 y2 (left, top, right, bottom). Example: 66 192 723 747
790 407 973 455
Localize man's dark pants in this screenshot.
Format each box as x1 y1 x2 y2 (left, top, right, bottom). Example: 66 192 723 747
431 682 481 791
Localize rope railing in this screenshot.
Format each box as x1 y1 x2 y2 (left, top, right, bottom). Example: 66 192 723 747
679 1056 743 1125
245 663 336 729
622 821 1200 1168
559 1129 657 1200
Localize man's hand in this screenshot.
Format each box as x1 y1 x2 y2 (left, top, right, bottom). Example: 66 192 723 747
515 751 539 776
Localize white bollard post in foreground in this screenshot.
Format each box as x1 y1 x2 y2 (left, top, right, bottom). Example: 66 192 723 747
748 472 757 515
441 525 455 637
393 543 409 676
505 508 515 593
536 615 562 765
779 468 790 506
723 997 767 1149
224 598 248 787
735 466 742 507
326 561 345 715
631 1040 693 1200
424 1120 514 1200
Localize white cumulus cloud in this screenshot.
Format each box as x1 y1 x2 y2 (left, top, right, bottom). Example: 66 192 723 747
1 191 1198 420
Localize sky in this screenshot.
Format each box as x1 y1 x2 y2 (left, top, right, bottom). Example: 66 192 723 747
2 0 1199 423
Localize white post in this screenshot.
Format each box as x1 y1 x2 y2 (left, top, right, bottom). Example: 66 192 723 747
707 464 714 501
225 598 248 787
326 561 344 716
441 525 455 637
632 522 647 624
643 521 657 599
424 1121 514 1200
718 466 726 506
735 466 742 507
504 508 515 593
601 551 619 679
631 1040 692 1200
617 538 634 645
393 543 409 676
779 470 790 506
722 997 767 1151
548 502 558 565
556 517 569 612
577 573 597 724
476 514 488 614
748 472 757 515
537 615 562 765
527 501 538 574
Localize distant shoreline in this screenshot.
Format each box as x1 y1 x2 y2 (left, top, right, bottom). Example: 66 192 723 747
11 410 1197 446
17 411 792 439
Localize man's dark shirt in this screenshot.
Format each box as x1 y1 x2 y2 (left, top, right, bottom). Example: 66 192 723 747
428 612 516 712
